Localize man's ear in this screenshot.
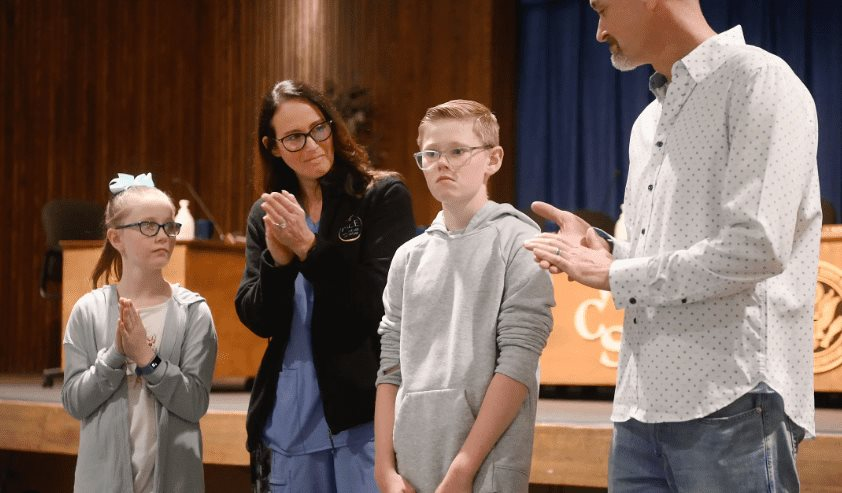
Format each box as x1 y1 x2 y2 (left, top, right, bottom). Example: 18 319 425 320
261 136 282 157
486 146 504 176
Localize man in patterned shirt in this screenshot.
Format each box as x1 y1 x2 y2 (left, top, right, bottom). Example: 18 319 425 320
524 0 822 491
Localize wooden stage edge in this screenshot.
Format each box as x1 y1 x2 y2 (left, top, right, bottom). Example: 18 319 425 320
2 387 842 489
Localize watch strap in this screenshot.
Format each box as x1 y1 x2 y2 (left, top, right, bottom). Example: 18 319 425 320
135 354 162 377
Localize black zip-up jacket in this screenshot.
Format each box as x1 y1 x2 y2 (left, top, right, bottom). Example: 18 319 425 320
235 176 416 451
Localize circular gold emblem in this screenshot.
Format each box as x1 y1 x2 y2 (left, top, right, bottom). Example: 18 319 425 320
814 260 842 373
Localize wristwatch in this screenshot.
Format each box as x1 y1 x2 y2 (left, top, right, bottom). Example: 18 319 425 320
592 227 615 254
135 354 162 377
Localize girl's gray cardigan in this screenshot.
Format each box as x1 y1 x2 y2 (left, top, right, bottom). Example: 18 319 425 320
61 284 217 492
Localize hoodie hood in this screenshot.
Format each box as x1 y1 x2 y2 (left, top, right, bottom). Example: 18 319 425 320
425 201 539 237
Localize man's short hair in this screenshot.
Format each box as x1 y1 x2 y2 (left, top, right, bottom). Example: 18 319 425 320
418 99 500 147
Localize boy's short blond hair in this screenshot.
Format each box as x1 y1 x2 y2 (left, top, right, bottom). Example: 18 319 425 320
418 99 500 147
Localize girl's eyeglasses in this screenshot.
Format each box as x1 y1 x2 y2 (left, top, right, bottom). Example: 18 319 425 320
114 221 182 238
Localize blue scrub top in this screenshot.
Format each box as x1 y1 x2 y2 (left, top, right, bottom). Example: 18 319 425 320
263 217 374 455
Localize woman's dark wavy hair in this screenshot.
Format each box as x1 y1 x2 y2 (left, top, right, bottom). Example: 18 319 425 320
258 80 391 197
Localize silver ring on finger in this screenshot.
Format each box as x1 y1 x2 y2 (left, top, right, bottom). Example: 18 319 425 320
555 247 560 256
273 221 287 229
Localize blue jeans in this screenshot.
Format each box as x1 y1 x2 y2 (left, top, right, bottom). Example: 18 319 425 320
609 391 805 492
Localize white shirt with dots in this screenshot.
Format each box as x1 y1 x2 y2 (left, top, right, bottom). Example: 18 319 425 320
608 26 822 436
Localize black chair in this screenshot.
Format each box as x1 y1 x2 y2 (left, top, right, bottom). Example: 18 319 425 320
40 199 105 386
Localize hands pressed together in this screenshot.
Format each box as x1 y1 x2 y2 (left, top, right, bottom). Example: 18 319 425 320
523 201 613 291
260 190 317 266
115 298 156 368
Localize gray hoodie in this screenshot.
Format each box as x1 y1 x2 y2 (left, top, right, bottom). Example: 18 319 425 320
62 284 217 492
377 201 554 493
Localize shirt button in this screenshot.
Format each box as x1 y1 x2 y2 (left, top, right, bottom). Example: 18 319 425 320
655 141 664 148
641 228 646 235
681 298 687 303
629 297 637 304
633 317 637 324
648 184 653 191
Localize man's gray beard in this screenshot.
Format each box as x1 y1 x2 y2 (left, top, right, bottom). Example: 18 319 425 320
611 53 640 72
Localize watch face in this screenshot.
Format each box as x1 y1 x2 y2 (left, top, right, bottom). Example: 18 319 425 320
136 356 161 376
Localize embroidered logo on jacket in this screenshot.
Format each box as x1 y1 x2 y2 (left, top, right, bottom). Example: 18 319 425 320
338 215 362 242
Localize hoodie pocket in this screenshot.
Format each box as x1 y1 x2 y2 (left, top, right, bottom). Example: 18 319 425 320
490 463 530 492
393 388 475 492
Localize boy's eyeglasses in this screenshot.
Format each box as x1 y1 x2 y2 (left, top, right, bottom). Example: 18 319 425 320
274 120 333 152
413 145 492 171
114 221 182 238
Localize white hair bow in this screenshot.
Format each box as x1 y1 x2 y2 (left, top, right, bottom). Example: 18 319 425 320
109 173 155 195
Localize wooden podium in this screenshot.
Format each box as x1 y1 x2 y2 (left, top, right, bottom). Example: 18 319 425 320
61 240 264 380
539 224 842 392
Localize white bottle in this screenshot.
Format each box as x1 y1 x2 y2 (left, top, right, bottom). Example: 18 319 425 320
175 199 195 240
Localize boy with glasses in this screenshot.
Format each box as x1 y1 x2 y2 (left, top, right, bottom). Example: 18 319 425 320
374 100 554 492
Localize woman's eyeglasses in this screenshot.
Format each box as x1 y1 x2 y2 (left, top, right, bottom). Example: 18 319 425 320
274 121 333 152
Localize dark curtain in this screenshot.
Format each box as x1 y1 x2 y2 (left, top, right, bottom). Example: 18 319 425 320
517 0 842 223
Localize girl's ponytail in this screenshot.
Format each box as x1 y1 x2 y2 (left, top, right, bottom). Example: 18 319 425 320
90 240 122 289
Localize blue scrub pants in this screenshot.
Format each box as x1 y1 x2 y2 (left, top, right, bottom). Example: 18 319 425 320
267 439 378 493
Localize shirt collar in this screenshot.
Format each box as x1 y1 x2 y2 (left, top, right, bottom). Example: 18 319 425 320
681 25 745 83
648 25 746 100
648 72 669 101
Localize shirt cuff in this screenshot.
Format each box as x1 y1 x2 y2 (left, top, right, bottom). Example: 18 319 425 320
609 256 651 309
612 239 631 260
375 368 402 387
495 346 540 389
102 344 127 369
143 359 166 385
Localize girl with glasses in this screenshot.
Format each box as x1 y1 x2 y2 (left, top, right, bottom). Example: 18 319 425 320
62 173 218 492
236 80 416 492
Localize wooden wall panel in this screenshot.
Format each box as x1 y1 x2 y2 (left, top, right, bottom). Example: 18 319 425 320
1 0 517 372
1 0 203 372
244 0 517 223
195 0 256 236
362 0 514 224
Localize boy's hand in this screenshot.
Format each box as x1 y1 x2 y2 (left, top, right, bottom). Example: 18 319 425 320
434 467 473 493
375 469 416 493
